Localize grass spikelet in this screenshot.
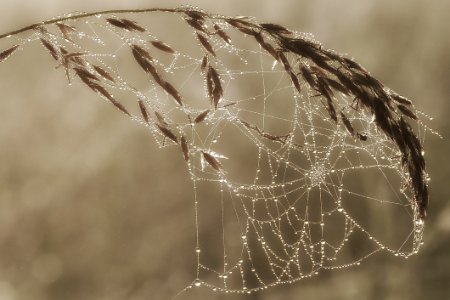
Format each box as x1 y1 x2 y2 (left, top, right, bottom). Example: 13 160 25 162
138 99 149 123
150 40 175 54
196 33 216 56
157 124 179 144
259 23 292 34
214 24 231 44
56 23 76 40
194 110 210 123
93 65 115 82
154 111 168 126
180 136 189 161
160 81 183 106
89 83 131 116
207 66 223 109
0 45 19 63
40 38 59 60
106 18 145 32
397 104 418 120
202 151 223 172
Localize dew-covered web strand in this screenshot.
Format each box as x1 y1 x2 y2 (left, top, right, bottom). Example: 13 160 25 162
0 7 431 296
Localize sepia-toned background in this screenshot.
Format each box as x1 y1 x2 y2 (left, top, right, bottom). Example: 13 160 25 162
0 0 449 299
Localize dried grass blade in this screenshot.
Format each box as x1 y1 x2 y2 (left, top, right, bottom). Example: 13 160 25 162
150 40 175 54
157 124 178 144
180 136 189 161
138 99 149 123
202 151 223 172
40 38 59 60
194 110 210 123
196 33 216 56
0 45 19 63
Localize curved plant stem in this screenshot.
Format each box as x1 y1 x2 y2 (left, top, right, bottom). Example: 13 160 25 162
0 8 187 39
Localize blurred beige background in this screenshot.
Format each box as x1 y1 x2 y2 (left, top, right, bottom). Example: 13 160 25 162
0 0 449 299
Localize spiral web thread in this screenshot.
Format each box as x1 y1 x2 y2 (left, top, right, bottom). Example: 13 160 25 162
0 6 436 295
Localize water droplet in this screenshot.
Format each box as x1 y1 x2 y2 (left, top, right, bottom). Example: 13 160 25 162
194 280 202 287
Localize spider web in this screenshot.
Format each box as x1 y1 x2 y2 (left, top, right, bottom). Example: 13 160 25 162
1 7 434 295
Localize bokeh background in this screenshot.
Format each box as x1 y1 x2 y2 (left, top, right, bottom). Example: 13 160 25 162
0 0 448 299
